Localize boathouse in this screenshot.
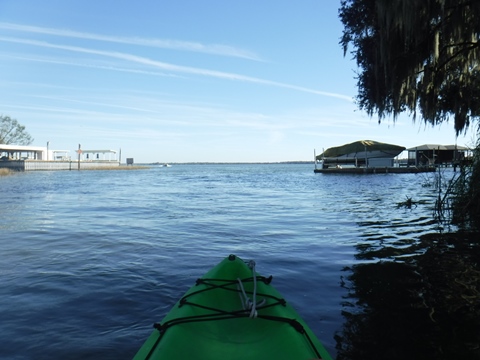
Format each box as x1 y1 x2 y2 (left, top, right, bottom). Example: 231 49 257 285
406 144 470 166
316 140 405 168
314 140 436 174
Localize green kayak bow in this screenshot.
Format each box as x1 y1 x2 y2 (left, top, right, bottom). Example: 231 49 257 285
133 254 333 360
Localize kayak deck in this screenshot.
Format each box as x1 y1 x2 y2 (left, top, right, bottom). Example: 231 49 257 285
133 254 333 360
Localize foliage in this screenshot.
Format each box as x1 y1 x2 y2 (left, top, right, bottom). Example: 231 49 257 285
339 1 480 228
0 115 34 145
451 135 480 230
339 0 480 134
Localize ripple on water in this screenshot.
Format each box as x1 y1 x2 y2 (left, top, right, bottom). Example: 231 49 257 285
1 164 451 359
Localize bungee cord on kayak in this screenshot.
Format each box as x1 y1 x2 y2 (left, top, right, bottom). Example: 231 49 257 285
237 260 266 318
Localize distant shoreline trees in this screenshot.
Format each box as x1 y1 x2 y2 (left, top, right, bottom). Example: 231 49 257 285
0 115 34 145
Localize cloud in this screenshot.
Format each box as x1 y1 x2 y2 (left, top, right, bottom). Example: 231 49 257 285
0 22 263 61
0 53 183 78
0 36 354 102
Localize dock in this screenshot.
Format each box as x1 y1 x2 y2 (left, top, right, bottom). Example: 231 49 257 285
0 160 120 171
314 140 469 174
314 166 436 174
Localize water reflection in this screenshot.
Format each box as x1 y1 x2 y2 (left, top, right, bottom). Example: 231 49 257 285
336 232 480 360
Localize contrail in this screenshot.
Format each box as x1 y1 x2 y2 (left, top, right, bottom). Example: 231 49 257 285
0 36 353 101
0 22 262 61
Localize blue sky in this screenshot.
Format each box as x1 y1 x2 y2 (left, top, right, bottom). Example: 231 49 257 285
0 1 476 163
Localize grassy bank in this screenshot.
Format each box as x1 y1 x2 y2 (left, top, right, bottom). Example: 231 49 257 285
0 168 12 176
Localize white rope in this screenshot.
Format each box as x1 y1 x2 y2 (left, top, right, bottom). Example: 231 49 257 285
237 260 266 318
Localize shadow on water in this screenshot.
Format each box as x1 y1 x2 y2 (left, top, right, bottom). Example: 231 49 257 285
335 232 480 360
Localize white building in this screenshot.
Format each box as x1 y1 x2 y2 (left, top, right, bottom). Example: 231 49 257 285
0 144 119 171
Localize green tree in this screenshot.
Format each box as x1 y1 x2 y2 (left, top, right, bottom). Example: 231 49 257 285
339 0 480 133
339 0 480 229
0 115 34 145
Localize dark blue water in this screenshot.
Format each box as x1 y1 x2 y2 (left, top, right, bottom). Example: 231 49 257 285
1 164 468 359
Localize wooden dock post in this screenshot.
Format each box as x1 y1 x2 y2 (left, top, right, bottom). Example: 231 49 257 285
77 144 82 170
